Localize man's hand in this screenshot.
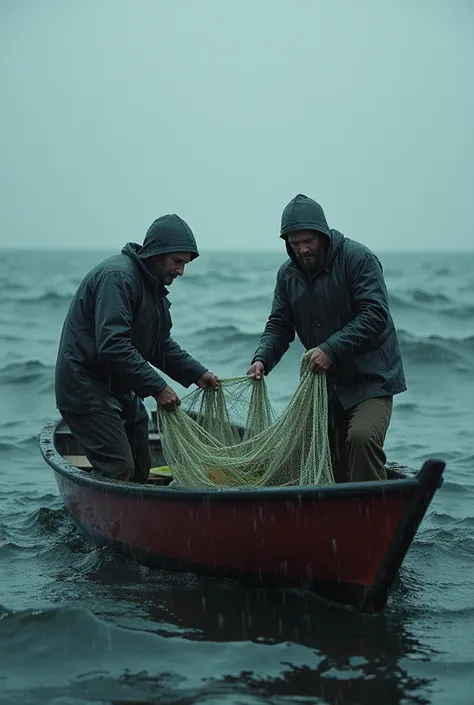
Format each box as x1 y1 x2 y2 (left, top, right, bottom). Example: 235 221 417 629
155 385 181 412
247 361 265 380
310 347 332 373
196 371 220 391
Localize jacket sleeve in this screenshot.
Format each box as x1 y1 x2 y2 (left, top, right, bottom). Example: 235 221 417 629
159 335 208 388
319 253 389 361
95 272 168 397
251 268 295 374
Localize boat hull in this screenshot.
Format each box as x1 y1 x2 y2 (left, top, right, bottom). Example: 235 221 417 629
41 420 445 613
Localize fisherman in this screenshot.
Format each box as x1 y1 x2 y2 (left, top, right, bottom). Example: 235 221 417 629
247 194 406 482
55 214 219 484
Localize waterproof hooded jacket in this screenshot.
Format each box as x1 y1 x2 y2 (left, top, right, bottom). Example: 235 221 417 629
252 195 406 410
55 214 207 414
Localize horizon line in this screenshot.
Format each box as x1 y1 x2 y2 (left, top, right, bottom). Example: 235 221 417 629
1 246 473 255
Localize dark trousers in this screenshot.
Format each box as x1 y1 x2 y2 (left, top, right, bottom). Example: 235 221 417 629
328 396 393 483
61 398 151 483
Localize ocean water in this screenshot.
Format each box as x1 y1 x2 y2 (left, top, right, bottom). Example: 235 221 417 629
0 248 473 705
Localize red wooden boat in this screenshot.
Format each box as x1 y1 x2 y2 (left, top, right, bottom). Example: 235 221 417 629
39 412 445 614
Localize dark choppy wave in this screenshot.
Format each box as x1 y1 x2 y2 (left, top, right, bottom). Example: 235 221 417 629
411 289 451 304
194 324 259 345
397 330 474 365
0 360 54 385
0 603 323 705
0 289 76 304
389 289 474 319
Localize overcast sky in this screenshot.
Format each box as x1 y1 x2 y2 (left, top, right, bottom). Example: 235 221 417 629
1 0 473 252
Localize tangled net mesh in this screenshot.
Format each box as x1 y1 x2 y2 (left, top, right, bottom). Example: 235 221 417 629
157 349 335 488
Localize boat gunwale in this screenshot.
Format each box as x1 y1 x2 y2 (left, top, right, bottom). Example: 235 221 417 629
40 418 429 503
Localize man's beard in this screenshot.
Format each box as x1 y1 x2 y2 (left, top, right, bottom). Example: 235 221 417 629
299 253 323 273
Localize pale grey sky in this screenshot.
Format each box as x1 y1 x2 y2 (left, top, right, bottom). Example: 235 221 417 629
1 0 473 252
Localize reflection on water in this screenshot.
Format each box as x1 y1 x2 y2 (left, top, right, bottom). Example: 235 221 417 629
84 553 436 704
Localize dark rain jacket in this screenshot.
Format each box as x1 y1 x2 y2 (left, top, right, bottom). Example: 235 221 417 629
252 194 406 410
55 214 207 414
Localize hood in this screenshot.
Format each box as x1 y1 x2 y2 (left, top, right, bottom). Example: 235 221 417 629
280 194 331 240
137 214 199 260
279 194 343 269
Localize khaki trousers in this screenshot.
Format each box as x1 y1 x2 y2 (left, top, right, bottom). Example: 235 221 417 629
328 396 393 483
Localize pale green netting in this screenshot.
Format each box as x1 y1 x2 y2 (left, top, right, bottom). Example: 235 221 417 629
156 348 335 488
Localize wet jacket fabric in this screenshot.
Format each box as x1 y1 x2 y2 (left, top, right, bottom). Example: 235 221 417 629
55 214 207 414
252 194 406 410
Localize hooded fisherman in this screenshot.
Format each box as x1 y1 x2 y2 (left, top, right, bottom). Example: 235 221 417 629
247 194 406 483
55 214 219 484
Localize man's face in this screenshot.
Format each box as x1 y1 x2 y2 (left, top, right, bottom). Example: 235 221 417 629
146 252 192 285
287 230 325 271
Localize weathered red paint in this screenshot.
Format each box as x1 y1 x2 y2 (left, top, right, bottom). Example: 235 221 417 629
56 473 409 587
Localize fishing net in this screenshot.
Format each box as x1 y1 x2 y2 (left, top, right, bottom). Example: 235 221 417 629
156 349 335 488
